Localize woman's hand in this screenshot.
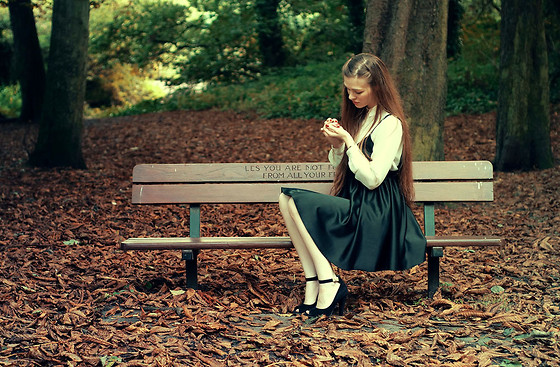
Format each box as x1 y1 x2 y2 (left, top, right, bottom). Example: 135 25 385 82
321 118 353 148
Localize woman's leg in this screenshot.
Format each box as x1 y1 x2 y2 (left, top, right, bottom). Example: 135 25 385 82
285 196 341 309
279 193 318 305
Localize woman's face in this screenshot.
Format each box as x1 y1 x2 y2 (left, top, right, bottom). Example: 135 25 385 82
344 76 377 110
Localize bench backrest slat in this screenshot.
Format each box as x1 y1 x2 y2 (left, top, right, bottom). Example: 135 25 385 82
132 161 493 183
131 161 494 204
132 181 494 204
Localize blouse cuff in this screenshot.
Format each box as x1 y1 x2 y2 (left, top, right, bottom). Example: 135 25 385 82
345 144 359 156
331 144 345 156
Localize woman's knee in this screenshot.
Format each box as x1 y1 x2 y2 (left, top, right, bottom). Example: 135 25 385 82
279 193 290 213
279 193 299 218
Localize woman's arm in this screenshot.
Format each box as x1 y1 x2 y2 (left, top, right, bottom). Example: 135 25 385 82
328 144 346 167
322 118 346 167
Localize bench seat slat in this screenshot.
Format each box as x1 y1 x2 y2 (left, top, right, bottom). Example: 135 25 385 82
132 161 494 183
121 235 503 251
132 181 494 204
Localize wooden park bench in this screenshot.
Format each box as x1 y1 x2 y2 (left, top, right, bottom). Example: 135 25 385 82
121 161 503 297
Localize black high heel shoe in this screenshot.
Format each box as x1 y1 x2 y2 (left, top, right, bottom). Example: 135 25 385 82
293 276 318 314
305 278 348 317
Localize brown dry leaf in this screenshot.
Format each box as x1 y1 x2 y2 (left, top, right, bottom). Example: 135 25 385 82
333 347 369 359
455 310 493 319
261 319 282 331
477 350 511 367
487 313 525 325
385 346 406 366
60 351 83 362
149 326 173 334
441 304 465 316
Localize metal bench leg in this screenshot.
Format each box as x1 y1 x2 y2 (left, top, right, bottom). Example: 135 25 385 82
185 204 201 290
428 247 443 298
182 249 199 289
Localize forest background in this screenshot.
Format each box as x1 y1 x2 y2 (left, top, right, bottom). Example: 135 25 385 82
0 0 557 121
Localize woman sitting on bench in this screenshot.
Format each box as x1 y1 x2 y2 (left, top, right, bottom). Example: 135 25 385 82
279 53 427 317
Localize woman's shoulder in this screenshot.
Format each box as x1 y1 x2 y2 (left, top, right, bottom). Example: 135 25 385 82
372 113 402 137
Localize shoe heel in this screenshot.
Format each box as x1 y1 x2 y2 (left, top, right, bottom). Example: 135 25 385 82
338 296 347 316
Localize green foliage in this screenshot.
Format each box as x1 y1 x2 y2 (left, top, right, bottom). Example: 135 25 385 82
87 1 185 107
280 0 355 61
447 59 499 114
89 0 263 86
89 0 190 69
109 58 346 120
4 0 556 121
446 1 500 115
108 57 501 120
179 0 261 84
100 356 122 367
91 0 507 119
0 84 20 118
85 63 167 114
88 0 357 86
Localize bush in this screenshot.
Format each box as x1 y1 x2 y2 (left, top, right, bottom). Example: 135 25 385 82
110 58 347 120
0 84 21 118
445 3 500 115
446 59 498 115
110 55 502 120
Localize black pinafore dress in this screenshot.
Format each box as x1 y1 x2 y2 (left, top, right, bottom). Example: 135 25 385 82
281 130 426 272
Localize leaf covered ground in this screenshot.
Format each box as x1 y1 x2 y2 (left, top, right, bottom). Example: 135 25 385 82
1 107 559 366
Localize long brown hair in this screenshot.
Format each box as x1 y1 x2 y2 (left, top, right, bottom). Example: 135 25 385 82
330 53 415 206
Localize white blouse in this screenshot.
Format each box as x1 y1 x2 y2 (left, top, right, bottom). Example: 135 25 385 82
328 106 404 190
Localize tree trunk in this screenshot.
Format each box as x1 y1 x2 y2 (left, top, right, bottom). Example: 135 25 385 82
29 0 89 169
363 0 448 161
8 0 46 123
447 0 464 58
495 0 554 171
347 0 365 54
0 25 14 86
254 0 287 68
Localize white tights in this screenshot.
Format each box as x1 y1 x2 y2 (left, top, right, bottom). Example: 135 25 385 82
279 193 340 308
